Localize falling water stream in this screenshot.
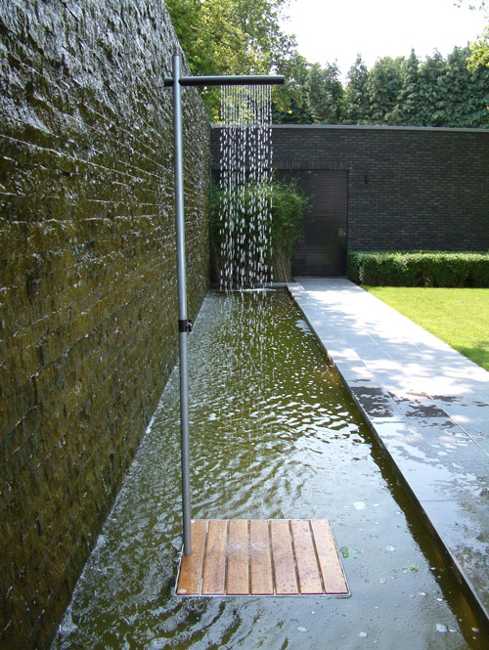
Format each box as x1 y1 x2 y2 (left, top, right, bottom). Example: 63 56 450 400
218 85 272 292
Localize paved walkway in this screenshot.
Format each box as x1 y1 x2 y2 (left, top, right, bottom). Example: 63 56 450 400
289 277 489 620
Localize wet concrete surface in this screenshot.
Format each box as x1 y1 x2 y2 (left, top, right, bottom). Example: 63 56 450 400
289 277 489 621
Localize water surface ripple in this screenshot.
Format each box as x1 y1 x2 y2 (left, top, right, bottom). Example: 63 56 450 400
54 291 486 649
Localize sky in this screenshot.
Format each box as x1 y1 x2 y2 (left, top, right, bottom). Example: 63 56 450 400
282 0 486 79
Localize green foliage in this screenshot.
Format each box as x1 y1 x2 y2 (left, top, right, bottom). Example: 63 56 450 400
343 47 489 128
166 0 489 128
447 47 489 126
165 0 296 118
269 179 309 278
390 50 421 125
344 55 370 123
468 26 489 69
307 62 344 122
166 0 293 74
366 57 403 124
272 57 346 124
417 51 449 126
455 0 489 74
209 180 308 280
272 54 314 123
348 251 489 287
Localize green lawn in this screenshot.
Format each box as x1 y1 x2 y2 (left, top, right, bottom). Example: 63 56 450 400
366 287 489 372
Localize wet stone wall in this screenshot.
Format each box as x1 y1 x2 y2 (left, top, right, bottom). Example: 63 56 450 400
0 2 209 647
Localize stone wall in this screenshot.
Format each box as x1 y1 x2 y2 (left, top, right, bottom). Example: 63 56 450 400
0 2 209 647
212 124 489 253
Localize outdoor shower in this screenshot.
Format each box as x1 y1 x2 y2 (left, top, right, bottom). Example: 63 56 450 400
165 55 347 600
164 52 284 557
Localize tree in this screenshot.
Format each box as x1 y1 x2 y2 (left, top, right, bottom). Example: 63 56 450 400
445 47 472 125
165 0 296 117
272 54 313 123
442 46 488 126
455 0 489 70
166 1 489 128
461 48 489 127
391 50 422 125
343 55 370 123
307 62 344 123
166 0 294 74
417 51 449 125
468 26 489 69
367 57 403 123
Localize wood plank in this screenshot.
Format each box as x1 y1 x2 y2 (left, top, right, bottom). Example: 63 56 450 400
176 519 347 597
202 519 228 594
227 520 250 594
311 519 348 594
270 520 299 594
249 519 274 594
290 520 323 594
177 519 207 595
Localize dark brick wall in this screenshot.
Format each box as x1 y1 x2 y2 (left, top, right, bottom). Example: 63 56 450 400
0 2 209 648
212 125 489 252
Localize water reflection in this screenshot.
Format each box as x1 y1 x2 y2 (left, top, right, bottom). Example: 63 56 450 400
53 292 486 649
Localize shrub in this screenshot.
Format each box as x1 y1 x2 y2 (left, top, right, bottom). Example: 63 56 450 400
348 251 489 287
269 180 309 280
209 179 308 282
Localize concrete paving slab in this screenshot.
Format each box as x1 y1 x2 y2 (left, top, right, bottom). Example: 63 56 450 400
288 277 489 621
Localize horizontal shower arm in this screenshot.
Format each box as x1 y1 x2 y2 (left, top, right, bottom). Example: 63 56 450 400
164 75 284 87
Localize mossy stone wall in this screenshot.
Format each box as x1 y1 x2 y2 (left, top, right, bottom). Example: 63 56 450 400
0 2 209 647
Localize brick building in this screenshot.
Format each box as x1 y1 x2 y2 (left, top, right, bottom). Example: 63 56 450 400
213 124 489 275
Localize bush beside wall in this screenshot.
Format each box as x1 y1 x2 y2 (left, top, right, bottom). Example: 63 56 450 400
348 251 489 287
209 180 308 283
0 2 209 648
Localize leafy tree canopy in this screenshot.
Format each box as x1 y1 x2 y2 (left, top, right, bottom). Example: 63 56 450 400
468 26 489 69
455 0 489 69
165 0 296 117
166 0 489 128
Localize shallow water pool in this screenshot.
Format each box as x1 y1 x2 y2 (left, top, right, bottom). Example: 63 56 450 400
53 291 487 649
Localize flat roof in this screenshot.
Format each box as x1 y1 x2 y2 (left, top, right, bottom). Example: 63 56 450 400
211 123 489 134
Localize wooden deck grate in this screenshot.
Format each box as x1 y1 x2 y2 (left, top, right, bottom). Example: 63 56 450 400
176 519 349 597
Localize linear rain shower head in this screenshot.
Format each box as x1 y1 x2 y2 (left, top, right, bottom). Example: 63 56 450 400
164 74 285 87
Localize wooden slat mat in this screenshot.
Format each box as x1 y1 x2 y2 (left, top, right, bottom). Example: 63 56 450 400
176 519 349 597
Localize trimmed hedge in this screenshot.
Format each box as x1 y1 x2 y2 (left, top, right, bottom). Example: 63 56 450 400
348 251 489 287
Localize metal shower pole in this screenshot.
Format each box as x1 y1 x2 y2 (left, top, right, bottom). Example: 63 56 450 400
167 51 283 556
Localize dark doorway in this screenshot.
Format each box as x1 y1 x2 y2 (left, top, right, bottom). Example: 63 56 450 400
283 170 348 276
